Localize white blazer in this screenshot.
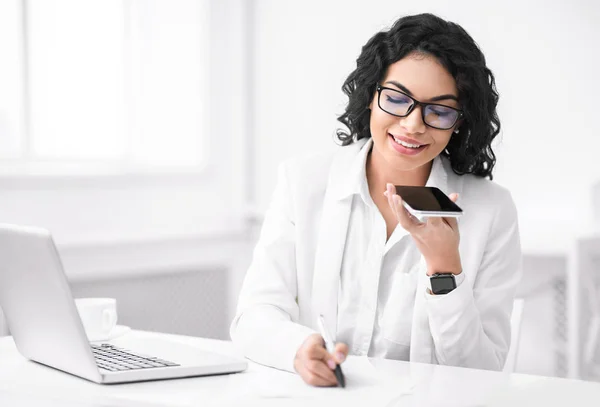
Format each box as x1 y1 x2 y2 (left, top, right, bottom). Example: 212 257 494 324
230 137 522 373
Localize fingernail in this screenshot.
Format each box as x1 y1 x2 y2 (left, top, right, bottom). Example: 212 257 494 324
327 359 336 370
383 191 388 197
336 352 345 363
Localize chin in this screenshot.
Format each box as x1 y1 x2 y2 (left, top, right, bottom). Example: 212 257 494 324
383 153 423 171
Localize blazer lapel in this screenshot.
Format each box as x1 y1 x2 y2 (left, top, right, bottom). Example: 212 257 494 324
310 140 367 339
310 194 351 339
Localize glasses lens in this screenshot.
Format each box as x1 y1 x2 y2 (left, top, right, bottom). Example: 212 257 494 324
424 105 459 129
379 88 413 116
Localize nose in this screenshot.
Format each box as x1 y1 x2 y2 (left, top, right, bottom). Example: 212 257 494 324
399 105 426 134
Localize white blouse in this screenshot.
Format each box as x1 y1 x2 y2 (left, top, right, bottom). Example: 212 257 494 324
337 138 464 359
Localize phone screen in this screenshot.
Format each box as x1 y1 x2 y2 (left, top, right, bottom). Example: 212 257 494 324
394 186 462 213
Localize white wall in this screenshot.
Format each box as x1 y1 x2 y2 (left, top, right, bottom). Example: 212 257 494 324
252 0 600 255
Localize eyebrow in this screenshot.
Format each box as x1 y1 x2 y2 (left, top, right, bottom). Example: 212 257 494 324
383 80 459 103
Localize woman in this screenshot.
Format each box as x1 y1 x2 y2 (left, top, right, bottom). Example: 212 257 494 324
230 13 521 387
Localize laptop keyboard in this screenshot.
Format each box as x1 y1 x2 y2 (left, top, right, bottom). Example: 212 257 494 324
91 343 180 372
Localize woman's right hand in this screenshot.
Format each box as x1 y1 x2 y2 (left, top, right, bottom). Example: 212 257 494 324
293 333 348 386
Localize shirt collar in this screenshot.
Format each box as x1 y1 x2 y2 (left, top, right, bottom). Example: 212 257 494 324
334 138 373 202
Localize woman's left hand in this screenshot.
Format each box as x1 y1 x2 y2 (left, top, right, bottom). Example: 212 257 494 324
384 183 462 276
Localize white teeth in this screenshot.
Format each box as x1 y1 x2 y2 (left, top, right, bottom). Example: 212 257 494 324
392 136 421 148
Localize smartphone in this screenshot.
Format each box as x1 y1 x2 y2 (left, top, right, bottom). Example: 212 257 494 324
394 186 463 218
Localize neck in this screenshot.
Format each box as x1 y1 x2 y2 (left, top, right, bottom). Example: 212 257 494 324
366 145 433 197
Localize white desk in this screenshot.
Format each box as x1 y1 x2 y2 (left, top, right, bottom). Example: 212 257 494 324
1 330 599 407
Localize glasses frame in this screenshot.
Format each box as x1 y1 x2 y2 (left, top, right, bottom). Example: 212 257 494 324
376 85 464 130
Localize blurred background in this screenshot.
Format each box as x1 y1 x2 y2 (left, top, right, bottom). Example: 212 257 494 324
0 0 599 382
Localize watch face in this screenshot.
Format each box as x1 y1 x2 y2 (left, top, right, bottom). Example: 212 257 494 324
431 274 456 294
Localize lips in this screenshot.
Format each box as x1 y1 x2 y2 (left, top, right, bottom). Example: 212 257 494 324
388 133 427 147
388 133 428 156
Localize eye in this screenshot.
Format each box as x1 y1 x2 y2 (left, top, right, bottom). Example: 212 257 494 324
385 94 411 105
429 106 454 117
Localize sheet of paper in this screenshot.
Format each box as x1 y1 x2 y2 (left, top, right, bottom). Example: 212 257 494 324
222 356 416 405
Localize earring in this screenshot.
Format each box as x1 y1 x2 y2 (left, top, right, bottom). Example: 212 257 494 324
453 129 459 134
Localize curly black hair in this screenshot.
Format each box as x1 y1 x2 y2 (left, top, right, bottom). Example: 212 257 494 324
336 13 500 179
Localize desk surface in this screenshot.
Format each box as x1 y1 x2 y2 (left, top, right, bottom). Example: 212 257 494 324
1 330 599 407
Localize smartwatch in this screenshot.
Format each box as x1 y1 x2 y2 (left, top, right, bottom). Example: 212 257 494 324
429 273 457 295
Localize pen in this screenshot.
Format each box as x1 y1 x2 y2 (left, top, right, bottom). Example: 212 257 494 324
317 314 346 388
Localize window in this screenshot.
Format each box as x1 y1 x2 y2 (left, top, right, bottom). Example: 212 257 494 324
0 0 250 245
2 0 209 174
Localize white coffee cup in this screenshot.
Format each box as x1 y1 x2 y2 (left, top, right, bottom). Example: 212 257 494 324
74 298 118 342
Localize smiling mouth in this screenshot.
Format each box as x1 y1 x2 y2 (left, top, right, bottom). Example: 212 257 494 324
388 133 427 149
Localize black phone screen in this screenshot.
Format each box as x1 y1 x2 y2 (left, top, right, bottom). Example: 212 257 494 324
394 186 463 212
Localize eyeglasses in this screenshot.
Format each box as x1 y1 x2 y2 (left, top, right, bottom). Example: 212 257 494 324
376 85 463 130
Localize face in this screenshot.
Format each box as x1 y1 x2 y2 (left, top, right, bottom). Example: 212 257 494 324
368 53 461 174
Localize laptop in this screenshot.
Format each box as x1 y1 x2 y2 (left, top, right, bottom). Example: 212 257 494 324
0 223 248 384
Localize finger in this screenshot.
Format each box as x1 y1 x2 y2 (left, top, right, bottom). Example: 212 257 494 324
393 195 420 231
426 216 443 226
304 359 338 386
298 364 335 387
305 332 326 347
384 183 395 211
304 341 329 361
449 192 459 202
443 215 459 231
333 342 349 364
